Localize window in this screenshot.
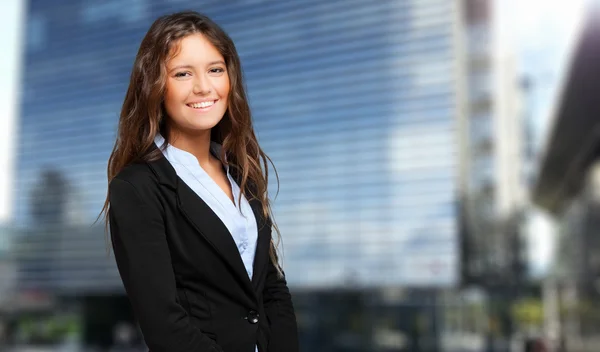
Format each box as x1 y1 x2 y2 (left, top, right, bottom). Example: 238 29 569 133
26 14 47 52
469 113 494 152
81 0 147 24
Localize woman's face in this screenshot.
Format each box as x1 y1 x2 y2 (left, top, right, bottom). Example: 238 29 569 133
164 33 230 136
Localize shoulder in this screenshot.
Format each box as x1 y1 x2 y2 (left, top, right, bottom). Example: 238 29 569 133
113 162 157 186
108 162 166 220
110 162 161 201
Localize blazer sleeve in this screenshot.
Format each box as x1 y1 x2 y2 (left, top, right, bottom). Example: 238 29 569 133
262 251 299 352
109 177 223 352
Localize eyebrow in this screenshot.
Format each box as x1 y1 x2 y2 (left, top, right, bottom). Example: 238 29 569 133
168 61 226 73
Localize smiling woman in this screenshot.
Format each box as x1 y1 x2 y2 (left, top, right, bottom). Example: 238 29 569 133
164 34 230 136
99 11 299 352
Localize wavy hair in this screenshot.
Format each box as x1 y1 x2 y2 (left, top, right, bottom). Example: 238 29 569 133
99 11 283 276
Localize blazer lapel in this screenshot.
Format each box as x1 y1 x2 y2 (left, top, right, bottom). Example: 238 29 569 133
177 181 256 292
147 145 272 295
147 149 255 297
249 197 271 290
227 166 273 291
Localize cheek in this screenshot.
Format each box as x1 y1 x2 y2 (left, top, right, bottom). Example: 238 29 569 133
218 79 231 99
164 82 185 107
164 82 174 106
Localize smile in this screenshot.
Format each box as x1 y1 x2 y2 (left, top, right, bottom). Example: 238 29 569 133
187 100 217 109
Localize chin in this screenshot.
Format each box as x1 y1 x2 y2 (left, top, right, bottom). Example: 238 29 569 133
169 111 226 135
186 120 222 132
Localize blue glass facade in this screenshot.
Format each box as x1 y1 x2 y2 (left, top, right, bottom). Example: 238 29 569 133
16 0 460 289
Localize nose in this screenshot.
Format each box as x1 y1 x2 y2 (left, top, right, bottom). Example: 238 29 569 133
192 74 212 95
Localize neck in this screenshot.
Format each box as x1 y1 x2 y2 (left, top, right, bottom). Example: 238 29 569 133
168 129 213 168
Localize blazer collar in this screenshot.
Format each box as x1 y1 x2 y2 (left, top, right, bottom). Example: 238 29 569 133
145 143 271 295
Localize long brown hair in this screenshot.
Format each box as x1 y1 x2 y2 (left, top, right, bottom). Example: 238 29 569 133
99 11 283 276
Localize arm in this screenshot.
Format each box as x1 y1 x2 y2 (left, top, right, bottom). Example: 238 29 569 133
109 177 223 352
262 249 299 352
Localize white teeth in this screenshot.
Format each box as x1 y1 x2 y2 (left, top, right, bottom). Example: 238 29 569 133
189 101 215 109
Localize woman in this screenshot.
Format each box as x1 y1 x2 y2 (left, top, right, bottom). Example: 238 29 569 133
100 11 299 352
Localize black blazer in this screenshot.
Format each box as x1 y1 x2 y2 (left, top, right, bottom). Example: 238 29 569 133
108 146 299 352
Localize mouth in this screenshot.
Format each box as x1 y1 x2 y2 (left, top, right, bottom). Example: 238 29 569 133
186 100 218 110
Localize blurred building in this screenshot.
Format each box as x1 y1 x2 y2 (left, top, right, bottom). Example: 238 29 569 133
16 0 465 287
460 0 528 288
533 3 600 349
452 2 533 350
13 0 528 350
0 225 16 349
0 225 17 311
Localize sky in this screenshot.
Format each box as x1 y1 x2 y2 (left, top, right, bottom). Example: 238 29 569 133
0 0 23 223
0 0 589 271
499 0 586 149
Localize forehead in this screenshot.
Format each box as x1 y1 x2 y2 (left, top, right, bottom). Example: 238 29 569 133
167 33 224 66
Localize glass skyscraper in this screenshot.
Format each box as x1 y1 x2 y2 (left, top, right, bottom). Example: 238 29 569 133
16 0 462 292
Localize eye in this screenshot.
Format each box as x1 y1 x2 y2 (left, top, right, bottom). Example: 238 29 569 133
174 71 191 78
209 67 225 74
